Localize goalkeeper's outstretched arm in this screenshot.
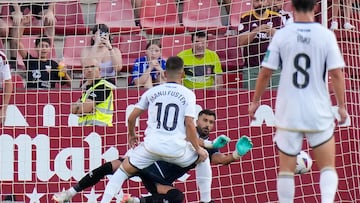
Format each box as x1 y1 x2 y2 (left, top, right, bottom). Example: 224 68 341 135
211 136 253 165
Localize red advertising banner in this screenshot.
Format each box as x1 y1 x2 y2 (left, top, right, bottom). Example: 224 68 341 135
0 89 359 202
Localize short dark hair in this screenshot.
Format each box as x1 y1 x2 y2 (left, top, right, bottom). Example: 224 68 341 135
35 35 51 47
198 109 216 119
166 56 184 73
91 24 112 45
191 30 207 42
291 0 316 12
146 39 162 50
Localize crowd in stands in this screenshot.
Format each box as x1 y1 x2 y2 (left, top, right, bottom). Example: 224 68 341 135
0 0 357 91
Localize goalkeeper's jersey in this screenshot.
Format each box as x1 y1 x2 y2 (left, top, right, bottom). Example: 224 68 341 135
135 82 197 157
261 22 345 131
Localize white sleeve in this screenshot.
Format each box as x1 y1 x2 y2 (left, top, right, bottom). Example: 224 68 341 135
326 32 345 70
0 54 11 81
261 32 281 70
135 91 149 110
185 91 197 118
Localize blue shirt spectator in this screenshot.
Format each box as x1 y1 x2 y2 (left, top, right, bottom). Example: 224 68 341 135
130 40 166 88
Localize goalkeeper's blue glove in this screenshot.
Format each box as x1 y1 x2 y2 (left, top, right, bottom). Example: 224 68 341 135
203 134 230 149
232 135 253 159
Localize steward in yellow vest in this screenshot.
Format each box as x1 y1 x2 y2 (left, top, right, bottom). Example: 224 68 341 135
71 59 116 126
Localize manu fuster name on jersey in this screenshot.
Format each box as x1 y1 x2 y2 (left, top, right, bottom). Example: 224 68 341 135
149 90 187 105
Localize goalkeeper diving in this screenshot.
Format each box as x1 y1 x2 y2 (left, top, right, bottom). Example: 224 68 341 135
53 109 253 203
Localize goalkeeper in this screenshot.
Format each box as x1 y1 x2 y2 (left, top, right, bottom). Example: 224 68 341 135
53 109 253 203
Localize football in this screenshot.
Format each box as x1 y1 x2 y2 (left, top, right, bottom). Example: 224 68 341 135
295 151 313 174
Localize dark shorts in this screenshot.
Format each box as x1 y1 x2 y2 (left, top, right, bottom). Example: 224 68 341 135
137 161 196 194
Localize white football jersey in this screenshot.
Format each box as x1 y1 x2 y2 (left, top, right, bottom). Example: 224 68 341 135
0 51 11 85
135 82 197 157
262 22 345 131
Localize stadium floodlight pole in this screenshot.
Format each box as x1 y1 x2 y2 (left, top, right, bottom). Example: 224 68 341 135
321 0 328 27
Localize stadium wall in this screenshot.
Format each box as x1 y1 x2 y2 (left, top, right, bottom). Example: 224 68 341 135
0 89 359 202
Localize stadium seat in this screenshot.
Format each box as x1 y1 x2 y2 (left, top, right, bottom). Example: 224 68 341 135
62 35 91 69
223 71 242 89
112 34 147 72
160 35 192 60
140 0 184 35
55 1 87 35
207 35 244 71
182 0 226 34
11 73 25 90
229 0 252 30
95 0 140 33
16 36 57 70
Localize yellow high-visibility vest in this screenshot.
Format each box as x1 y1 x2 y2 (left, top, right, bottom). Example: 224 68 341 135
78 79 115 126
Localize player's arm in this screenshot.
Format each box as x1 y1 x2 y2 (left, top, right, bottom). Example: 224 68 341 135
185 116 201 151
3 78 13 108
248 67 272 120
1 78 13 124
128 107 144 147
185 116 208 161
329 68 347 124
211 153 235 165
211 136 253 165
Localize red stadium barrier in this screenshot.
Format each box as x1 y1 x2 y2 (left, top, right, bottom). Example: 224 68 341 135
0 89 359 202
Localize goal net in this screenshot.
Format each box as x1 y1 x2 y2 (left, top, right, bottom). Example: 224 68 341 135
0 0 359 202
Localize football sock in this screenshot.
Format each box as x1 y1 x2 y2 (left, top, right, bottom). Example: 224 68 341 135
196 158 212 202
320 167 338 203
277 172 295 203
74 162 113 192
141 189 184 203
100 166 129 203
165 189 184 203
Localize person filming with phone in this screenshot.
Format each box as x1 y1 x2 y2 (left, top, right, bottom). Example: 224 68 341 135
80 24 122 86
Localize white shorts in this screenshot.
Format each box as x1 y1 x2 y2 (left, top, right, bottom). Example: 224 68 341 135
274 124 335 156
128 142 199 169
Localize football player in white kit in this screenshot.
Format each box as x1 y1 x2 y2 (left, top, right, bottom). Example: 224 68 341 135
248 0 348 202
99 56 208 203
0 51 13 125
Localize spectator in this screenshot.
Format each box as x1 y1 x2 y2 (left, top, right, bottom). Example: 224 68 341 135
238 0 283 89
330 0 355 30
8 2 56 65
0 18 9 38
272 0 294 25
0 51 13 125
130 39 166 88
177 31 223 89
80 24 122 85
71 58 116 127
11 15 71 89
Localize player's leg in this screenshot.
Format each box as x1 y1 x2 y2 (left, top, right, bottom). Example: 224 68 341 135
135 184 184 203
52 159 122 202
274 129 303 203
196 157 212 202
307 126 337 203
101 144 158 203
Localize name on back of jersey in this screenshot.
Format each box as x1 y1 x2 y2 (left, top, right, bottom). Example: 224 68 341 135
149 90 186 105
